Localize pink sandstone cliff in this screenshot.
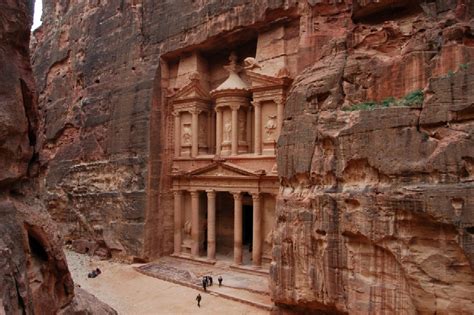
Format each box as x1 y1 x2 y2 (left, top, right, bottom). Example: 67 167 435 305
0 1 115 313
31 0 473 313
272 1 474 314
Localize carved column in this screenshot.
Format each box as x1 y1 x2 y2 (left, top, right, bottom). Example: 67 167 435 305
277 99 284 137
216 108 222 155
233 192 243 265
252 193 262 266
231 105 239 155
173 190 183 255
174 111 181 158
253 101 262 155
191 109 199 157
190 191 200 257
206 190 216 260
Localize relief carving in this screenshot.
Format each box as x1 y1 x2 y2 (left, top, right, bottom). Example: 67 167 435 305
182 123 192 145
224 120 232 142
265 115 277 141
183 220 191 236
198 115 207 145
239 115 246 140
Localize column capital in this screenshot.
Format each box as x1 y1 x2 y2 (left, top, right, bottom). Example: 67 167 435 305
206 190 216 197
230 104 240 111
232 191 242 200
251 100 261 108
275 97 285 106
251 192 261 201
215 106 223 113
190 108 202 115
173 190 184 196
172 110 181 117
190 190 200 198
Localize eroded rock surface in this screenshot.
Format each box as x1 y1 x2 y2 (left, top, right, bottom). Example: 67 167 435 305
31 0 473 313
0 1 116 314
32 0 301 260
273 2 474 314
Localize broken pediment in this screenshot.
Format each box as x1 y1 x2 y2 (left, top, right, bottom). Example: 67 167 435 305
245 69 292 91
172 76 211 103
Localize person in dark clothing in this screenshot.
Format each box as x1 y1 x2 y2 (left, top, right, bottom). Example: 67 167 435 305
202 278 207 292
218 275 223 287
95 268 101 275
209 276 213 286
196 294 202 307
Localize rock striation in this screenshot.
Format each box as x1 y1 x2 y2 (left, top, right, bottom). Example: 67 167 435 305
0 1 116 313
273 1 474 314
31 0 473 313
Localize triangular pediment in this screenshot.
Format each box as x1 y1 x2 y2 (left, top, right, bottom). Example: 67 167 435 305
245 70 292 89
173 79 210 103
186 162 260 178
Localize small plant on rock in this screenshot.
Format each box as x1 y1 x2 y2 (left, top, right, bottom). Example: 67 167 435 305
344 90 424 111
401 90 424 107
381 97 396 108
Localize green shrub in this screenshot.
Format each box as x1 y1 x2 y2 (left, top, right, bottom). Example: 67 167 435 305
345 90 424 111
381 97 396 108
402 90 424 106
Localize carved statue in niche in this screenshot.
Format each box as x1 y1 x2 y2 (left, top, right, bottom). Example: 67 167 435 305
183 220 191 236
238 115 246 140
224 120 232 142
265 115 277 141
182 123 192 145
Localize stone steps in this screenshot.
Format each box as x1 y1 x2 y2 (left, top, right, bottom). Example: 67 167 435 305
135 266 273 311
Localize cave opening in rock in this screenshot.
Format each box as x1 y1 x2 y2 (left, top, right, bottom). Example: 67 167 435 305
28 232 48 262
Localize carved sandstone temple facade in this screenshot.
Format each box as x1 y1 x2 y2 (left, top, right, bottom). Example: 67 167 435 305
166 41 292 267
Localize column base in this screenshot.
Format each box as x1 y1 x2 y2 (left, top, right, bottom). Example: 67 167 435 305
171 253 217 265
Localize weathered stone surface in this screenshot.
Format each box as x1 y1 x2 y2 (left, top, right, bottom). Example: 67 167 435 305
32 0 301 260
58 286 117 315
0 1 116 313
274 3 474 313
32 0 474 313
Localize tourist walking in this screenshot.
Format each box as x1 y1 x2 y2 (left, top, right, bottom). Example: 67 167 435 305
218 275 223 287
209 275 213 286
196 293 202 307
202 277 207 291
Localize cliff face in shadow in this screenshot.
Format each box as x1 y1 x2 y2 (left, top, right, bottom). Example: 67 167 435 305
0 1 115 314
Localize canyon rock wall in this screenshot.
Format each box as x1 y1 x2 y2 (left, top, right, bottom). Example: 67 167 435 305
0 1 116 314
0 1 73 313
273 1 474 314
32 0 300 260
32 0 474 313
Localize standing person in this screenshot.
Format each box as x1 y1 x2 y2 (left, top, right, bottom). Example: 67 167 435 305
202 277 207 292
209 276 213 286
196 293 202 307
218 275 223 287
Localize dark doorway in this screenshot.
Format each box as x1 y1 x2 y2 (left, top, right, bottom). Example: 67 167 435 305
242 205 253 248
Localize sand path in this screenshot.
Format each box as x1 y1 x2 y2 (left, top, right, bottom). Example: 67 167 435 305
66 250 269 315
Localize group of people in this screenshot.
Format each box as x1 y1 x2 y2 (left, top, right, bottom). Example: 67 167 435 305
196 275 224 307
87 268 102 278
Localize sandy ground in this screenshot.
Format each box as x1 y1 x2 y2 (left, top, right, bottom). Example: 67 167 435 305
66 250 269 315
